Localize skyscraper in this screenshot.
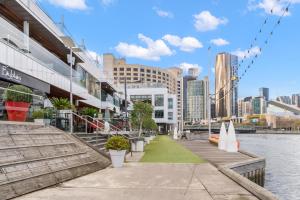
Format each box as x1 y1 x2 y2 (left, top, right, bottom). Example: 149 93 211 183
259 87 269 101
186 77 209 122
183 75 197 121
292 94 300 107
215 53 238 118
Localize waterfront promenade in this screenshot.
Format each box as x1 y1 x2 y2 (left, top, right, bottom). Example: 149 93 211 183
16 136 259 200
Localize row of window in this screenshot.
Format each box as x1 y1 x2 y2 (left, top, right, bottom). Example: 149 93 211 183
154 110 173 120
113 67 169 77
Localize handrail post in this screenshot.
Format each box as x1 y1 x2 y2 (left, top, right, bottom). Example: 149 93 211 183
85 117 88 134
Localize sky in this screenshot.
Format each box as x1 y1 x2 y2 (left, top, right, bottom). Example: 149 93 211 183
38 0 300 99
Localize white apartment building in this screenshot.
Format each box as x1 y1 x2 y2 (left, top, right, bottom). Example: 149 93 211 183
127 83 177 133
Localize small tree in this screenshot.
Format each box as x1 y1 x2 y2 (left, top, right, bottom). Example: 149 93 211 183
143 117 157 131
130 101 153 137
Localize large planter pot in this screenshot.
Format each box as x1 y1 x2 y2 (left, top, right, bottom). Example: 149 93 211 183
34 119 51 125
131 140 144 152
5 101 30 122
109 150 126 168
144 136 151 144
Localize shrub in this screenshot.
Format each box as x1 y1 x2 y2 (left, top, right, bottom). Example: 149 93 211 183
105 135 130 151
81 107 98 118
51 97 71 110
3 85 33 103
32 110 45 119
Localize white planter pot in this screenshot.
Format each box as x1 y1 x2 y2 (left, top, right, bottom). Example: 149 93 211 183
109 150 126 168
131 142 136 152
34 119 51 125
150 135 155 140
144 137 151 144
135 140 144 152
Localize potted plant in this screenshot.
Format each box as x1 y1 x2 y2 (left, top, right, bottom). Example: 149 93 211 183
81 107 99 131
32 108 52 125
105 135 129 168
143 132 151 144
51 97 73 117
3 85 33 122
131 137 145 152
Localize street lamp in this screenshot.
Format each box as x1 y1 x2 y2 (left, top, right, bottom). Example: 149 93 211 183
60 36 82 134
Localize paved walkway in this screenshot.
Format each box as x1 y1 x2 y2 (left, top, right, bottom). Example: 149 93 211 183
180 140 252 166
16 161 258 200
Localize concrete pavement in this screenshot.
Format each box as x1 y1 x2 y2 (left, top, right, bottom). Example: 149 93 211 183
15 162 258 200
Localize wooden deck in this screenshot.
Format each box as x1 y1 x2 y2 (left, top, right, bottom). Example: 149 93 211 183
180 140 252 166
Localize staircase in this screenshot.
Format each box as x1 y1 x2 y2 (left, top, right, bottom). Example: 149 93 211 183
74 133 108 152
0 122 111 200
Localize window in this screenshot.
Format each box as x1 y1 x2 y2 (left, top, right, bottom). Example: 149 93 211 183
120 68 124 71
147 69 151 73
168 112 173 120
155 110 164 118
120 73 124 76
158 71 161 75
155 95 164 106
133 73 138 76
168 98 173 109
127 68 131 71
114 68 117 71
141 73 145 76
133 68 138 71
147 79 151 81
127 73 131 76
126 77 131 80
152 70 156 74
133 77 138 80
113 73 117 76
141 68 145 72
152 75 156 78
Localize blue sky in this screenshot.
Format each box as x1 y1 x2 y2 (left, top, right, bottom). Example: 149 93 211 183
39 0 300 99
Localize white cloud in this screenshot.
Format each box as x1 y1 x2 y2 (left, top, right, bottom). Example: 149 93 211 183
179 63 202 76
153 7 174 18
47 0 88 10
194 11 228 32
248 0 300 16
100 0 116 6
232 46 261 59
210 38 230 46
115 34 173 61
162 34 203 52
87 50 103 64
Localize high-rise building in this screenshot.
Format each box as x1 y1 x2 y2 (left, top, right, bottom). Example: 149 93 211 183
215 53 238 118
252 96 267 114
292 94 300 107
276 96 292 105
183 75 197 121
186 77 209 122
259 87 269 101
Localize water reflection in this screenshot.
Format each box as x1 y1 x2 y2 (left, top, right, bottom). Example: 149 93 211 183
238 134 300 200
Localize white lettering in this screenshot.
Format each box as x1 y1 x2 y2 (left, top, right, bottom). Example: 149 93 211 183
1 66 22 82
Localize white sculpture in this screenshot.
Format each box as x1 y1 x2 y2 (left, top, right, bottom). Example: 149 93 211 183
173 127 178 140
218 122 227 151
226 121 238 153
104 121 110 132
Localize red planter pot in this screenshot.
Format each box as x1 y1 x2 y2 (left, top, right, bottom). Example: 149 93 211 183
5 101 30 122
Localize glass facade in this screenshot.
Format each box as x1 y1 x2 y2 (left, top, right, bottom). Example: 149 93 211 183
155 110 164 118
168 98 173 109
155 94 164 106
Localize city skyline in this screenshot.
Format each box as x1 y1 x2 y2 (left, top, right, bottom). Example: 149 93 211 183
39 0 300 98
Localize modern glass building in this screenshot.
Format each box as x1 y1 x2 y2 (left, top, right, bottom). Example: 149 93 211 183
186 77 208 122
215 53 238 118
259 87 269 101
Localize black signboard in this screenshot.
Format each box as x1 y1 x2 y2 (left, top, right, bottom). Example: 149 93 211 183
0 63 50 93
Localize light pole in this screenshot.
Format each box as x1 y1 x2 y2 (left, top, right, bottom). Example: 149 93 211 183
61 36 81 134
208 46 212 138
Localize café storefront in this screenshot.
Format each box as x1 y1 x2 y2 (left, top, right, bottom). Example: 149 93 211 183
0 62 50 120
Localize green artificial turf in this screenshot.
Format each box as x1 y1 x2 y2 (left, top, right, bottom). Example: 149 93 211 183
140 136 205 163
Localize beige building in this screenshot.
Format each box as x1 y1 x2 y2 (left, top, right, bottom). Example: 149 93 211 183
215 53 238 118
103 54 184 131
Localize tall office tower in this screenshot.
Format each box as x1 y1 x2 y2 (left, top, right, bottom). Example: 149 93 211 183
188 67 199 77
292 94 300 107
252 96 267 114
186 77 209 122
259 87 269 101
276 96 292 105
215 53 238 118
183 75 197 121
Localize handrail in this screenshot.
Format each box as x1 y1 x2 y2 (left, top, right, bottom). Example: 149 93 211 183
71 112 105 134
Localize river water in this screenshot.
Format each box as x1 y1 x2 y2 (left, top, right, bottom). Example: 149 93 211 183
237 134 300 200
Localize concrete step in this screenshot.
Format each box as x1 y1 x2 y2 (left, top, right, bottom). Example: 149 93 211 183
0 123 111 200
